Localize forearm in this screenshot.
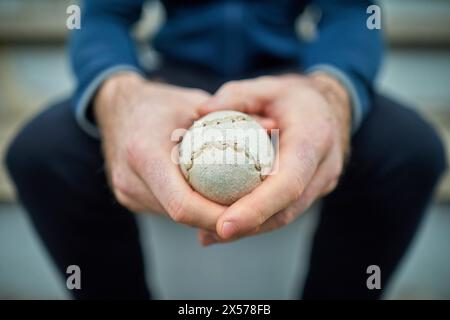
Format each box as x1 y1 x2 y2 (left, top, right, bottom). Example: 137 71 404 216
301 0 384 132
69 0 144 137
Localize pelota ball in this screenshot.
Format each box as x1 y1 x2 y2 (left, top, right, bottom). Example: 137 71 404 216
179 110 274 205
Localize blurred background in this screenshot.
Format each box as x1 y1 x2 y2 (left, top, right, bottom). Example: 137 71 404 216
0 0 449 299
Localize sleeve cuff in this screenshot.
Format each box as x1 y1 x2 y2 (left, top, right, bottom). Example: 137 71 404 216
306 64 365 134
74 65 144 138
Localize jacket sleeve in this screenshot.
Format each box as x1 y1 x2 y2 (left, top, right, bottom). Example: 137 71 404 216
69 0 145 137
300 0 384 133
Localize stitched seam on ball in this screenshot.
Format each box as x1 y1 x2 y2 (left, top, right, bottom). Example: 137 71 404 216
192 115 251 129
184 141 265 182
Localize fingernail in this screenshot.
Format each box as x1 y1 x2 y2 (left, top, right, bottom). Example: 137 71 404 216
202 233 219 245
221 221 237 239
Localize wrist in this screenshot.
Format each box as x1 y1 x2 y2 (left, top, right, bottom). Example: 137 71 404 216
307 72 352 158
94 71 146 125
95 71 145 107
308 72 350 110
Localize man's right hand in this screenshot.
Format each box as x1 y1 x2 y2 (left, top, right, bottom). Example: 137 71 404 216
94 72 226 231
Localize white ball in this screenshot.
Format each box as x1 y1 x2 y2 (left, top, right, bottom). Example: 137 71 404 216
179 110 274 205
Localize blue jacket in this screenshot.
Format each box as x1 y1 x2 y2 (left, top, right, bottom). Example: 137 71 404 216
69 0 384 137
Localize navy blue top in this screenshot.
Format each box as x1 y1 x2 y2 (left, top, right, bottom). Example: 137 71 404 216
69 0 384 137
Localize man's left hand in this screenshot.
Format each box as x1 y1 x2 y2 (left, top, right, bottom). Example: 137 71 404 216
197 73 352 245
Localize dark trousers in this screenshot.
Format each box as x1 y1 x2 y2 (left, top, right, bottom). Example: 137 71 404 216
4 66 447 299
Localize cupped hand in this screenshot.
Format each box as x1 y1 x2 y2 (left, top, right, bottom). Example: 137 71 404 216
95 71 226 231
197 73 352 244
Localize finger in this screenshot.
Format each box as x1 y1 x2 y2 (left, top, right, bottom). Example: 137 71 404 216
251 115 277 130
123 169 166 213
110 164 165 213
248 140 343 238
198 230 221 246
215 140 320 240
183 88 212 106
114 189 147 212
198 227 262 246
132 153 226 231
258 156 338 233
199 94 260 116
256 150 342 232
206 150 340 244
199 77 281 115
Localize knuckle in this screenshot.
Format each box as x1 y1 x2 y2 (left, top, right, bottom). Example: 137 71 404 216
327 155 344 181
317 124 333 151
324 126 334 147
125 139 147 169
126 143 163 181
114 189 132 208
275 210 294 227
111 168 132 196
296 142 317 171
328 177 339 192
167 191 189 224
221 81 241 95
289 171 306 201
324 179 339 195
251 204 266 227
282 170 305 202
188 88 209 100
329 179 339 190
256 75 274 84
332 161 344 179
289 178 303 201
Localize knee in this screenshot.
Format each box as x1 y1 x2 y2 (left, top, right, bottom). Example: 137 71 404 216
5 128 31 184
387 110 447 185
4 101 75 191
422 130 447 180
4 121 50 189
401 116 446 183
354 96 447 186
